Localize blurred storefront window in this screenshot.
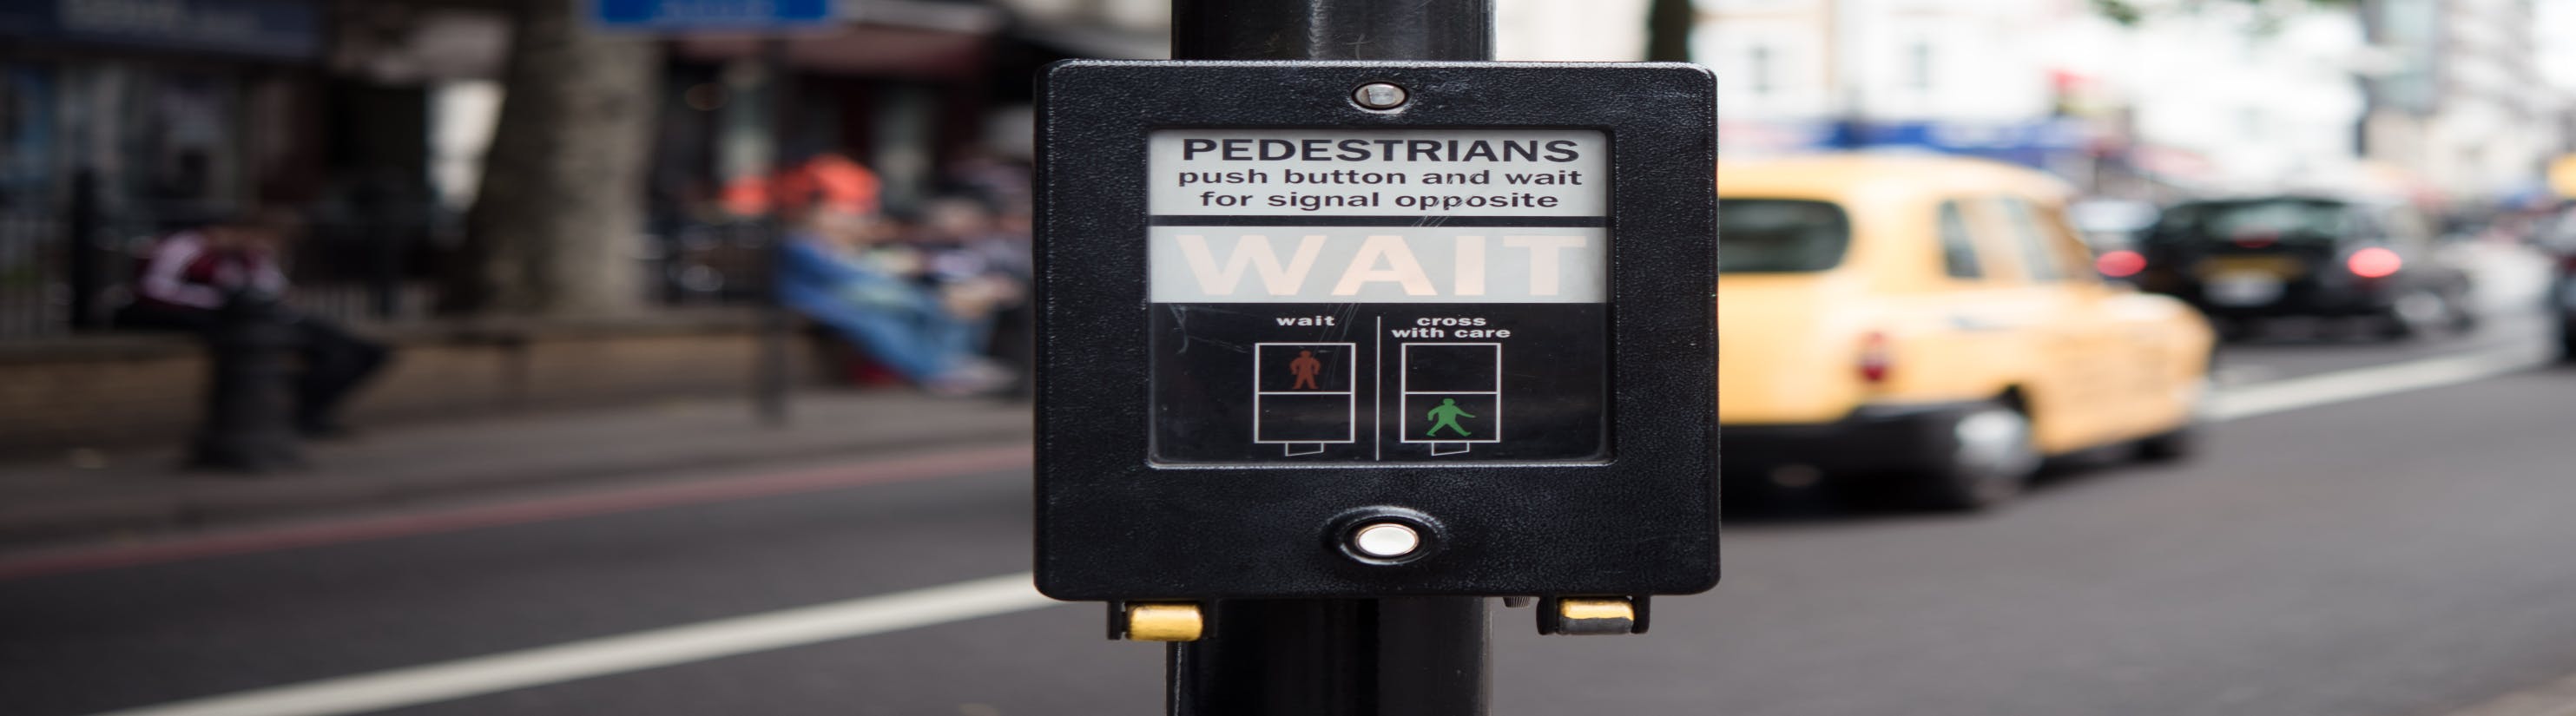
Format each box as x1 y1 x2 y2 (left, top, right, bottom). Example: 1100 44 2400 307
0 0 342 337
0 62 53 212
2 0 324 214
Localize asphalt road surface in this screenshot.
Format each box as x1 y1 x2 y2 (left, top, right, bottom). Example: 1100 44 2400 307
8 259 2574 716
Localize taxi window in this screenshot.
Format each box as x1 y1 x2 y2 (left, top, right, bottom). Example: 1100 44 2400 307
2030 202 2104 281
1720 200 1849 273
1994 198 2065 282
1938 200 1982 279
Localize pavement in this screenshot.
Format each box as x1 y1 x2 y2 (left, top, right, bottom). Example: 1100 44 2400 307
0 388 1032 554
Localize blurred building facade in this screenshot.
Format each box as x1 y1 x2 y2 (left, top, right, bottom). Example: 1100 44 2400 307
0 0 1054 336
1696 0 2089 175
0 0 432 336
2051 3 2369 197
2356 0 2565 204
0 0 337 219
1696 0 2362 197
1695 0 2568 204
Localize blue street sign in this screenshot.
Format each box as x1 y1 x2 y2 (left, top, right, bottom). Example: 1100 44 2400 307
592 0 833 30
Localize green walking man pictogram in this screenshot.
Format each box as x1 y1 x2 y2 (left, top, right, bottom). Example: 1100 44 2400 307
1425 398 1475 437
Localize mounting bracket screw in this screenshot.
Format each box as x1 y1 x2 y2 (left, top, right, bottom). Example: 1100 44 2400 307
1354 82 1409 110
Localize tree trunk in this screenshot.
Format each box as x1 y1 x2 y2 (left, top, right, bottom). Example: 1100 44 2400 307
443 0 659 316
1645 0 1694 62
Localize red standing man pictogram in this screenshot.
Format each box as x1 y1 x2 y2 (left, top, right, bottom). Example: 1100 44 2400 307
1289 350 1323 390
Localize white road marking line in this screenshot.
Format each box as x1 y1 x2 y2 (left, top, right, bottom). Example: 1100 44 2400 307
2211 345 2550 422
2430 669 2576 716
2210 365 2279 387
79 573 1055 716
78 344 2560 716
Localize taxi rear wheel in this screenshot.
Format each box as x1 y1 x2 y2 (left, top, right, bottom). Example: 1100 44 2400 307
2136 424 2197 462
1915 402 2039 511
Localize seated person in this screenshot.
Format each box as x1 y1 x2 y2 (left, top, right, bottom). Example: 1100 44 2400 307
115 211 391 437
771 161 1012 397
918 195 1035 395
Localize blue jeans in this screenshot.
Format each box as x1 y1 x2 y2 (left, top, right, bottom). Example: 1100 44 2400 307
793 298 981 382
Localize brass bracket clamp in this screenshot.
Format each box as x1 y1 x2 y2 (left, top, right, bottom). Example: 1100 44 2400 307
1538 595 1648 635
1111 596 1645 640
1111 601 1207 642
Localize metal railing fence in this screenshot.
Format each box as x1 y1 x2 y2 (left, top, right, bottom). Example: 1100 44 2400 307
0 201 770 340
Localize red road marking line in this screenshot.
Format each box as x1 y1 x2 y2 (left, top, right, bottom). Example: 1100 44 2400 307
0 444 1032 581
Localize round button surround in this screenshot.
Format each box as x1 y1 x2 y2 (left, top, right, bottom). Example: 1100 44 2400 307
1351 522 1423 558
1324 507 1443 566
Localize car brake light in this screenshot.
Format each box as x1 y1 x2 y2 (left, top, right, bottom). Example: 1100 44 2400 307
2096 249 2146 278
2348 247 2402 279
1858 332 1891 384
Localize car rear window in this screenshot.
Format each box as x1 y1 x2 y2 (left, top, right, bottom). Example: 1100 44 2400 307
1720 200 1850 273
2151 199 2350 245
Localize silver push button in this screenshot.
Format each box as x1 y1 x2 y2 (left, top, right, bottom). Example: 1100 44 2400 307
1351 522 1423 558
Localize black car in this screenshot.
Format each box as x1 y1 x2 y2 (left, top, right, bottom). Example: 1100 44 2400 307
2134 195 2477 340
2556 253 2576 363
2540 207 2576 362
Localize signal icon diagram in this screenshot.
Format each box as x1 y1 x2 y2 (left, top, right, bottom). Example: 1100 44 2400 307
1253 343 1357 456
1400 343 1502 456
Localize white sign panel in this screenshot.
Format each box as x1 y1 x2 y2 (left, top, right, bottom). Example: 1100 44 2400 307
1149 129 1607 217
1147 129 1609 304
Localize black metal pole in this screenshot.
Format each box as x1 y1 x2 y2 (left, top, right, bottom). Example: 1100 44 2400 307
66 169 101 332
370 211 404 320
1171 0 1492 61
191 292 305 471
1166 2 1494 714
1171 598 1490 716
754 37 793 427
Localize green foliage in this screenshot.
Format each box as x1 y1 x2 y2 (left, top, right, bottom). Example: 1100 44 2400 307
2092 0 2146 25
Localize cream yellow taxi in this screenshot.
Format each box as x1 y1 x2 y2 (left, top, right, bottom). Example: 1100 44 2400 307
1720 154 2214 509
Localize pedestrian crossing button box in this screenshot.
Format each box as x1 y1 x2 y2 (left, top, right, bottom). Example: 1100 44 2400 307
1036 61 1717 601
